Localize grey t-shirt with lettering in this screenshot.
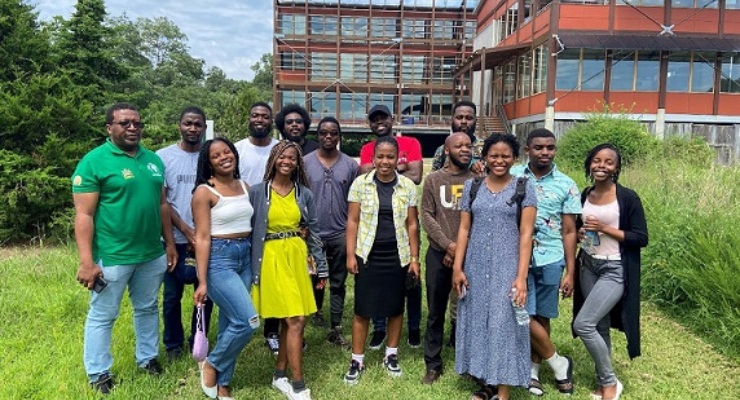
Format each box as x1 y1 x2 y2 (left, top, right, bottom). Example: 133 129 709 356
156 143 199 244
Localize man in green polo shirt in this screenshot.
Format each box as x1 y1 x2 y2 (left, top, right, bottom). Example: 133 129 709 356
72 102 177 394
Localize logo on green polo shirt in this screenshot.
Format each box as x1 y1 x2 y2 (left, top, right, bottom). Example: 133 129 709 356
147 163 162 177
122 168 135 179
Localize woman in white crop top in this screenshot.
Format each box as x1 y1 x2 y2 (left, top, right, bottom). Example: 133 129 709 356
191 138 259 400
573 144 648 400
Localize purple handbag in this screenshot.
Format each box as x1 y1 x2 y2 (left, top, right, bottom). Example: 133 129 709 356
192 304 208 362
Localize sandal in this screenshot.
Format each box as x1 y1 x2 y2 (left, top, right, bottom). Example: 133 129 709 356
528 378 544 396
471 384 498 400
555 355 574 395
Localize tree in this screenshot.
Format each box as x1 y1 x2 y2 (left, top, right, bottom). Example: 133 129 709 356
0 0 52 81
251 53 273 96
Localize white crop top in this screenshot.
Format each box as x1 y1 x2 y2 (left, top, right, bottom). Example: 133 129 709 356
200 181 253 235
582 199 620 256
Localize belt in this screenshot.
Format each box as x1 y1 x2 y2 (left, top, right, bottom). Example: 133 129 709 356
585 253 621 261
265 231 301 241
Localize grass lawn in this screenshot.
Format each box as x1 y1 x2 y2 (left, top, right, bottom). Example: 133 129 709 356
1 245 738 399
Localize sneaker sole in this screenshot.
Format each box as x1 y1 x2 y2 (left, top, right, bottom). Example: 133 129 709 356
343 376 360 385
408 342 421 349
386 369 403 378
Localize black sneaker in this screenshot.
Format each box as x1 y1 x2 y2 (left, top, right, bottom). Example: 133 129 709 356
383 353 402 377
166 347 183 361
141 358 162 376
312 312 326 328
327 326 351 350
90 373 114 394
343 360 365 385
408 328 421 348
368 330 386 350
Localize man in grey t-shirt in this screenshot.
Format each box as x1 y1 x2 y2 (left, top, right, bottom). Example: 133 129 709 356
303 117 358 347
156 107 213 359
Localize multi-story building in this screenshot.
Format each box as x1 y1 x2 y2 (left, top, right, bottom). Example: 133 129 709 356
457 0 740 160
273 0 478 148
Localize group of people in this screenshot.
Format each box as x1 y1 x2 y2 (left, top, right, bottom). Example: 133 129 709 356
72 99 647 400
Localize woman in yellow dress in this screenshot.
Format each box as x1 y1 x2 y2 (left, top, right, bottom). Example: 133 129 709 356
249 140 327 400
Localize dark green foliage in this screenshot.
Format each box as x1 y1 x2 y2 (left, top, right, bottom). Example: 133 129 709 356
0 0 52 80
558 105 659 172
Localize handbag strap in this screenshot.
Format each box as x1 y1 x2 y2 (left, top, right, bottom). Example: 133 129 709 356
195 304 204 332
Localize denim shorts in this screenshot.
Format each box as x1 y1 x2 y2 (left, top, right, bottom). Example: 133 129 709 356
526 258 565 319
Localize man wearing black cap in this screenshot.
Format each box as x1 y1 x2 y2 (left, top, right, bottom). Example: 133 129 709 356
357 104 424 350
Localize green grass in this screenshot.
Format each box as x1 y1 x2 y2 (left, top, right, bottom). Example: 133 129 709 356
1 245 739 399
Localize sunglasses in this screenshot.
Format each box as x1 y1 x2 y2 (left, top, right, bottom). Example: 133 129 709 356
112 120 145 129
285 118 304 125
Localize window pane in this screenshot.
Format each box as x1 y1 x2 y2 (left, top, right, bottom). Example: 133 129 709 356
721 53 740 93
610 51 635 91
518 53 532 98
691 52 715 93
504 61 516 103
667 51 691 92
671 0 694 7
556 49 580 90
635 51 660 91
368 93 395 114
581 49 605 91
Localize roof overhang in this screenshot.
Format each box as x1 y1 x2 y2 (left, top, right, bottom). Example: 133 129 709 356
454 42 532 77
558 33 740 52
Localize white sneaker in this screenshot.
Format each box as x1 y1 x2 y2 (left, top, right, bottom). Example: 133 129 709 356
271 377 291 395
287 387 312 400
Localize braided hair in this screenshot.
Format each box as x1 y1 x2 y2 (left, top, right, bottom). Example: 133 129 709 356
262 140 310 187
193 137 240 192
584 143 622 183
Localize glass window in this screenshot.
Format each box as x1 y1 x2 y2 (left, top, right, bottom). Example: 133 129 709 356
433 20 454 39
610 51 636 91
720 53 740 93
400 94 424 115
667 51 691 92
431 56 456 85
403 19 426 39
533 44 548 94
430 94 453 116
339 92 366 120
503 61 516 103
341 17 368 37
464 21 477 40
692 52 715 93
635 51 660 91
402 55 426 84
371 18 396 38
279 14 306 35
728 0 740 8
340 53 368 83
281 90 306 107
555 49 580 90
280 52 306 70
369 55 397 84
368 93 395 114
310 16 338 35
518 53 532 98
310 53 337 81
581 49 605 91
672 0 717 7
308 92 337 118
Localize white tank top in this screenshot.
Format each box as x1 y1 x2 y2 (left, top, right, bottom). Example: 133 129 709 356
582 199 620 256
200 181 253 235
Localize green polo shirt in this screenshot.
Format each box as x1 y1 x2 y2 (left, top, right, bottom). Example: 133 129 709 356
72 139 166 266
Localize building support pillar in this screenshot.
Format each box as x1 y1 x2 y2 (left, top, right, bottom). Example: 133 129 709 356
655 108 666 139
545 106 555 133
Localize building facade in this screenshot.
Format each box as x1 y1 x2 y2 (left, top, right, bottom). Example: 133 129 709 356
457 0 740 161
273 0 478 137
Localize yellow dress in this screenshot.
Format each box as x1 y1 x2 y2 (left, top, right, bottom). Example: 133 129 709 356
252 188 317 318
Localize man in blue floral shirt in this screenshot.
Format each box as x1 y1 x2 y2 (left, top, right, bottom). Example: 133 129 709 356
511 128 581 396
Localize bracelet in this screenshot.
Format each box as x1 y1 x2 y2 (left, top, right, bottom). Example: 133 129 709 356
410 256 420 263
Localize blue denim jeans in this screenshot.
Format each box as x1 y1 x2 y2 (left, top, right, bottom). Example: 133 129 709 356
573 253 624 386
163 243 213 351
206 237 260 387
84 254 167 382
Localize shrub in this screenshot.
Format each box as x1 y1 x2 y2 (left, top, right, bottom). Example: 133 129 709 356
558 104 659 171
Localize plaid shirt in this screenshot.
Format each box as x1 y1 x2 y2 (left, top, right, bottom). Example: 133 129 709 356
348 171 418 265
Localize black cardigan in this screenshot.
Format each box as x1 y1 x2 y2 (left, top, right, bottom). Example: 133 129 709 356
572 184 648 359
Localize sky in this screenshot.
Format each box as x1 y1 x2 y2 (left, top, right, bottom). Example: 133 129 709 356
29 0 273 81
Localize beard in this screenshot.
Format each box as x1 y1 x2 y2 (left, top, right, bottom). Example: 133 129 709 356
452 122 477 140
249 124 272 139
449 154 470 169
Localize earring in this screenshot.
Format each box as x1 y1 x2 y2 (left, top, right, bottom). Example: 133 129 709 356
611 174 617 182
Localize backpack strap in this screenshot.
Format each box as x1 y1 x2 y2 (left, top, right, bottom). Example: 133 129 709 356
506 176 528 230
466 177 484 239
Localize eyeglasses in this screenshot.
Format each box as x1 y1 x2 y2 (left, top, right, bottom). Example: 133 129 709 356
112 120 145 129
285 118 304 125
318 131 339 137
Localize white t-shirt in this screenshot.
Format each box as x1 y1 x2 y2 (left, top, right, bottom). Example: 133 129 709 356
235 137 279 186
156 143 199 244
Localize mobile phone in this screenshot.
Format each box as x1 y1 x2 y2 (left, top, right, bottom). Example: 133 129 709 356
459 285 467 300
92 276 108 293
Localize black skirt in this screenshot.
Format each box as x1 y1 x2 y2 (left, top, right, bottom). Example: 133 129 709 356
354 241 408 318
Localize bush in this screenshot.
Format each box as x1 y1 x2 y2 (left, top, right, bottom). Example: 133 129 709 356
558 105 659 171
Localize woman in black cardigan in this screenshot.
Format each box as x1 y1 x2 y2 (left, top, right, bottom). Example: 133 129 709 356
572 144 648 400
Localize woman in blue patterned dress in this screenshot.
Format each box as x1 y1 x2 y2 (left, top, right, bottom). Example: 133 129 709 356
452 133 538 400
